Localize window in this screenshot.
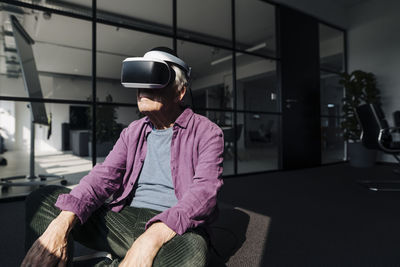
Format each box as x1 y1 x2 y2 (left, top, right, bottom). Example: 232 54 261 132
0 1 347 180
319 23 345 163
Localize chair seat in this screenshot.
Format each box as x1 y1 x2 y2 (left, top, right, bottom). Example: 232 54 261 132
388 141 400 149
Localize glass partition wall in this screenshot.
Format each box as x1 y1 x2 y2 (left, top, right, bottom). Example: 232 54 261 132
0 2 94 196
319 23 346 163
0 0 346 187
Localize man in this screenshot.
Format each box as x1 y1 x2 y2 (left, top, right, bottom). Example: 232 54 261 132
22 47 224 266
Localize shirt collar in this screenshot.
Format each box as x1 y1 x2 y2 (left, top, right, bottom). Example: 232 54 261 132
144 107 193 130
174 108 193 129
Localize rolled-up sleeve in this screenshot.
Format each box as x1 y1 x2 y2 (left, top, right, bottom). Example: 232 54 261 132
55 127 129 224
145 126 224 235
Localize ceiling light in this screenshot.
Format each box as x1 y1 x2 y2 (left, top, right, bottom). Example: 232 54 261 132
210 42 267 66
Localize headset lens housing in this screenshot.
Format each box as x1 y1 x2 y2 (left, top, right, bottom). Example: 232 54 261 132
121 59 171 89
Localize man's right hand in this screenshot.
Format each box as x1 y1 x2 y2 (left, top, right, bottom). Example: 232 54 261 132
21 211 78 267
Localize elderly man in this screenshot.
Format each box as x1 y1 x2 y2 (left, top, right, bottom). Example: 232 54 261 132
22 47 224 267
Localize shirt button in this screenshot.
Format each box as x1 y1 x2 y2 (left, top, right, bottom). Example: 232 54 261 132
140 158 144 163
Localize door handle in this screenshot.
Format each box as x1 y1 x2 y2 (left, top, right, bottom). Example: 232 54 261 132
285 99 298 109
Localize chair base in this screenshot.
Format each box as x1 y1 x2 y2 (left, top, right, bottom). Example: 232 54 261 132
393 168 400 175
358 180 400 192
73 251 112 262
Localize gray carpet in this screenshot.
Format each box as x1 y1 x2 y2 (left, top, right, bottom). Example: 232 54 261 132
217 163 400 266
0 200 25 267
2 163 400 266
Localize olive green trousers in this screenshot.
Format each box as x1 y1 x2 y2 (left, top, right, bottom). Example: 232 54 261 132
25 185 209 266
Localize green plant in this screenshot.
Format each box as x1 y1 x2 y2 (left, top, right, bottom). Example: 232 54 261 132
87 94 123 143
339 70 381 142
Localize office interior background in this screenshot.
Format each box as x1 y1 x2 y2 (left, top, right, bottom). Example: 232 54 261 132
1 0 400 265
0 0 349 183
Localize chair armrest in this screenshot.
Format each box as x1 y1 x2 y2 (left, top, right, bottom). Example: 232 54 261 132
382 127 400 133
378 128 400 153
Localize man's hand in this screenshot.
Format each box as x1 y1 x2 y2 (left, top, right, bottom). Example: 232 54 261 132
21 211 78 267
119 222 176 267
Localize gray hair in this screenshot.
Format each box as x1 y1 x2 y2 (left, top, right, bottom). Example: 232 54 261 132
171 65 189 92
170 65 190 106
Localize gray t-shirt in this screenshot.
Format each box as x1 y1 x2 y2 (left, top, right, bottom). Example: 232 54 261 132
130 127 178 211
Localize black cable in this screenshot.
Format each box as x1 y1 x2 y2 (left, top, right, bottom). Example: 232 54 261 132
189 86 195 112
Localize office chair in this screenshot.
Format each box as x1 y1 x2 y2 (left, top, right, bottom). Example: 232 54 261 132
355 103 400 191
0 129 6 166
392 110 400 144
393 110 400 127
249 120 274 143
223 124 243 160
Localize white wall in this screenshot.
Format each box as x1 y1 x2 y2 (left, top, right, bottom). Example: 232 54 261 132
347 0 400 162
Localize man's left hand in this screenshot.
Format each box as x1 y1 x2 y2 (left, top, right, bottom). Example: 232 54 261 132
119 222 176 267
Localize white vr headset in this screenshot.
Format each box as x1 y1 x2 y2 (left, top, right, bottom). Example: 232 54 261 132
121 49 191 89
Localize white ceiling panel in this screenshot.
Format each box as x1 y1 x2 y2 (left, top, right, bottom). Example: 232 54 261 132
177 0 232 41
33 43 91 76
236 0 275 46
24 12 91 50
97 0 172 27
52 0 92 8
97 53 124 79
178 41 232 80
97 23 172 56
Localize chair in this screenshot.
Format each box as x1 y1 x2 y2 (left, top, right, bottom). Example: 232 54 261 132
355 103 400 191
222 124 243 160
249 120 274 143
393 110 400 127
392 110 400 144
0 130 6 166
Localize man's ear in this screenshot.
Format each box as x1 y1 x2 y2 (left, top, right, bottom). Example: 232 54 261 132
178 85 187 102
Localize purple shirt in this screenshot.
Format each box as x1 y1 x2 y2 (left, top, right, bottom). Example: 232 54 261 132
55 108 224 235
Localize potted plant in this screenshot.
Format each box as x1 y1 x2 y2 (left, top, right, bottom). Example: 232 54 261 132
87 94 124 157
340 70 381 167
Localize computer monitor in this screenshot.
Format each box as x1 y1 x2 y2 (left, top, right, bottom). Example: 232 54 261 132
11 15 48 126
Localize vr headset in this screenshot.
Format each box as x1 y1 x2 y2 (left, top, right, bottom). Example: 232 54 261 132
121 48 191 89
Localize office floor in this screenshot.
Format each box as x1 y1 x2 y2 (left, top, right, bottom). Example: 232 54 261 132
0 145 344 179
0 146 282 199
0 150 104 199
2 163 400 266
224 145 280 175
218 163 400 266
0 145 344 199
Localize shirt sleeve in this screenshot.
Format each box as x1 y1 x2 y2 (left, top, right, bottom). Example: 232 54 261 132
55 127 129 224
145 126 224 235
